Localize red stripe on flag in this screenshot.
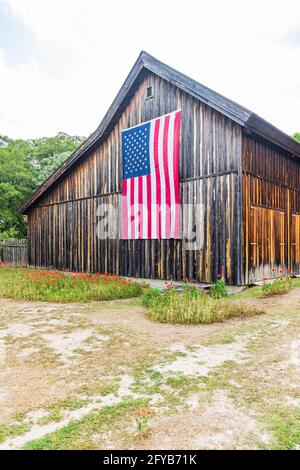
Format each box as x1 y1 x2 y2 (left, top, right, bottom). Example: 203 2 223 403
154 119 161 239
122 179 128 239
147 174 152 238
163 115 171 238
130 178 135 238
138 176 143 239
173 111 181 238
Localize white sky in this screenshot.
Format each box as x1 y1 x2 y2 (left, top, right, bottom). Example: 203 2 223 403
0 0 300 139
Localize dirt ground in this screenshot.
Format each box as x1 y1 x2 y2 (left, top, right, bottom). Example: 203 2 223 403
0 290 299 450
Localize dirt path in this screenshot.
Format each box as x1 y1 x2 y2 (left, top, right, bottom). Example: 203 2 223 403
0 290 299 450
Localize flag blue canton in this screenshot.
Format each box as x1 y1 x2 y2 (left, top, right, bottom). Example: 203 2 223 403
122 122 151 179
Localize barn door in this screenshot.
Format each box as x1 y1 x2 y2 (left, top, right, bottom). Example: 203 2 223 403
249 206 259 272
249 206 285 281
291 214 300 274
273 209 285 267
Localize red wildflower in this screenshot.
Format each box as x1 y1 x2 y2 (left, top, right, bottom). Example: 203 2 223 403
132 407 154 417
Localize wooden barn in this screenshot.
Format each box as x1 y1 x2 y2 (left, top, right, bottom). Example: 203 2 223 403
20 52 300 285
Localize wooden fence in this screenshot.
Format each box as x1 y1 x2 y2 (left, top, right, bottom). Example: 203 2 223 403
0 239 28 266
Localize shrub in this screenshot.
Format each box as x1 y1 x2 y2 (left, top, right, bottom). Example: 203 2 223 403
143 286 264 324
209 278 228 299
142 287 161 308
0 266 144 302
262 276 292 297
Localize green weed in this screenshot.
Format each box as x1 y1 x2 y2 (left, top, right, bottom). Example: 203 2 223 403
143 287 264 324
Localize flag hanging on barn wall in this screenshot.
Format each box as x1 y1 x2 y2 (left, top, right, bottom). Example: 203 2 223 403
121 110 181 239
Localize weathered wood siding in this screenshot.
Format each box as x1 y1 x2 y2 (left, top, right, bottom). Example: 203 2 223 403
27 72 242 284
242 132 300 283
0 239 28 266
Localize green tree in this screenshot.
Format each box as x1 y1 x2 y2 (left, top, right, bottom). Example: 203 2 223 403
30 134 85 187
0 139 35 237
292 133 300 142
0 133 85 238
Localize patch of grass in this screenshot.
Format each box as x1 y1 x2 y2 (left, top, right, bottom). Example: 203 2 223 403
202 334 237 346
262 277 292 297
232 277 300 300
185 344 199 352
199 360 238 392
263 407 300 450
0 423 30 443
37 411 64 425
231 286 263 299
166 374 189 388
143 287 265 324
130 354 204 410
164 374 203 404
48 399 87 412
99 383 119 396
0 266 144 302
131 361 164 396
290 277 300 288
197 321 300 450
24 398 150 450
162 350 187 362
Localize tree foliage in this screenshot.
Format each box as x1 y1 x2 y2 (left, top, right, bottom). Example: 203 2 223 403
292 133 300 142
0 133 85 238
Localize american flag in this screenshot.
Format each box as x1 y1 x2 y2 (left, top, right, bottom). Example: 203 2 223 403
121 110 181 239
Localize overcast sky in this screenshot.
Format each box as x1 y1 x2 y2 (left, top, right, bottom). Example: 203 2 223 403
0 0 300 139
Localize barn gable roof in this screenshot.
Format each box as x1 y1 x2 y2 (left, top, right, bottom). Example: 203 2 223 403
20 51 300 214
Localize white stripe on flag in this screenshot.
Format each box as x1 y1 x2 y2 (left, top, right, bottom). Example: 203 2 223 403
158 117 166 238
127 178 131 239
134 177 139 239
149 120 156 238
142 175 147 239
168 112 175 238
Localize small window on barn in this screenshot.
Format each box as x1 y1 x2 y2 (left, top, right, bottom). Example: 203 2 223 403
146 86 153 100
